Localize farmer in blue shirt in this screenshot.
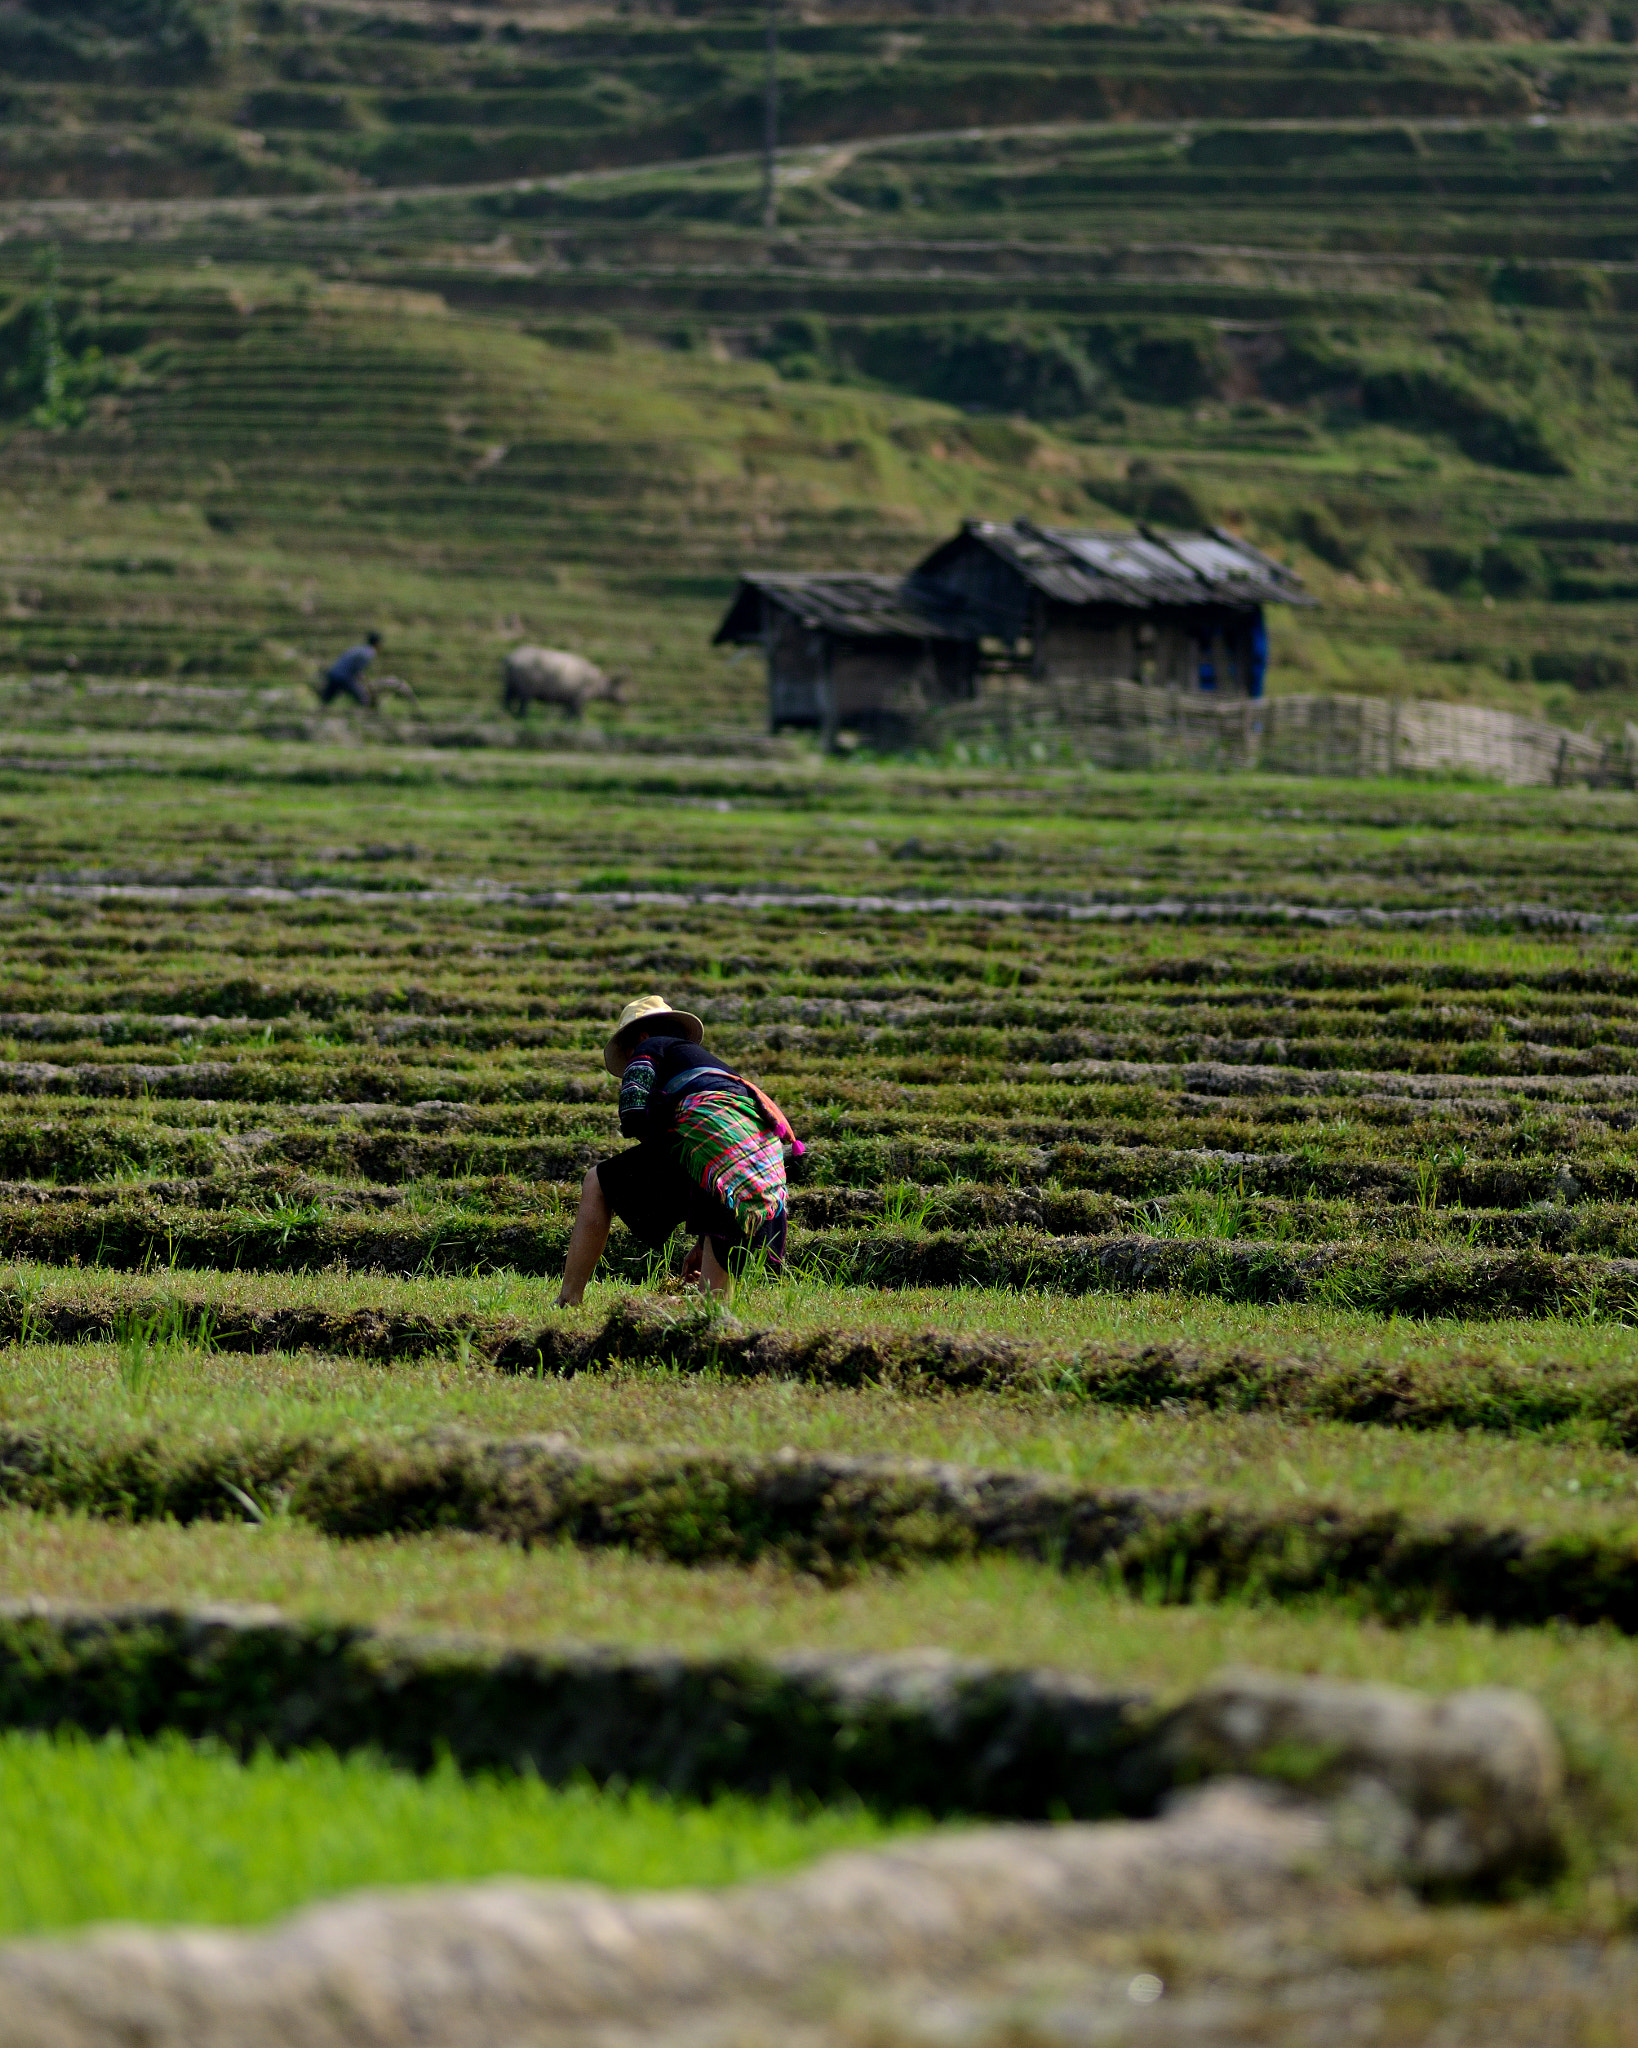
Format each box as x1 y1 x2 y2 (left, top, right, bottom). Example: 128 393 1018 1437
320 632 380 706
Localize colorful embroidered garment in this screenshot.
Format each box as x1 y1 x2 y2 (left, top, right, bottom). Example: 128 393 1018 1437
670 1091 786 1225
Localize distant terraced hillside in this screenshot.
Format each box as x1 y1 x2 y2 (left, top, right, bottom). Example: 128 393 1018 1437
0 272 1116 731
0 0 1636 739
6 0 1636 202
0 248 1631 735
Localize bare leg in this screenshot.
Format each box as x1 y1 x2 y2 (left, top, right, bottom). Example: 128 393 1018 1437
696 1235 733 1302
557 1167 612 1306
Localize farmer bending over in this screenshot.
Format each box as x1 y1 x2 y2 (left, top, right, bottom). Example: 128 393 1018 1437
557 994 799 1306
320 631 380 707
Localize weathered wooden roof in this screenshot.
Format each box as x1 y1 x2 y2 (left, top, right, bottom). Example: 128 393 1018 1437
712 573 967 646
915 519 1314 613
714 523 1313 657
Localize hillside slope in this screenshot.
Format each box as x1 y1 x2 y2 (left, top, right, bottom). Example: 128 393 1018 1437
0 274 1117 732
6 0 1635 202
1 1 1637 738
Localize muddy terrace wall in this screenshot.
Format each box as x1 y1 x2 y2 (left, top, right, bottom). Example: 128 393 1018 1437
927 685 1617 785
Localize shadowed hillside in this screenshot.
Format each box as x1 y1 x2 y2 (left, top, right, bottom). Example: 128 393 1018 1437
6 0 1636 202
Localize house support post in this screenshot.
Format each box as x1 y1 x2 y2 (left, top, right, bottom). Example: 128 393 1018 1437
819 639 838 753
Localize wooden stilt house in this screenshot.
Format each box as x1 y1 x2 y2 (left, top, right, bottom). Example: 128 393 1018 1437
713 522 1312 747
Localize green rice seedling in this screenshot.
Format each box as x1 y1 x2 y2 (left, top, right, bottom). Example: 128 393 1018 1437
0 1729 912 1938
219 1478 281 1527
642 1242 680 1291
231 1194 326 1253
115 1311 163 1399
1207 1178 1248 1241
1569 1277 1631 1329
6 1271 46 1350
112 1298 211 1400
1145 1179 1246 1242
879 1181 934 1234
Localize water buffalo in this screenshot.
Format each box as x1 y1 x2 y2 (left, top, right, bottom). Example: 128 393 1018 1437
502 645 631 718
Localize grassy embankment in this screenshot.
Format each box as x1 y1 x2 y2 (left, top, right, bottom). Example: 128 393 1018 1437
0 756 1632 1918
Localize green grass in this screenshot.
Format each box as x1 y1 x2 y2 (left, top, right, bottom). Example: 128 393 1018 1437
0 1727 912 1937
5 1327 1638 1537
15 1250 1638 1425
8 1243 1638 1364
5 1512 1638 1856
0 749 1627 908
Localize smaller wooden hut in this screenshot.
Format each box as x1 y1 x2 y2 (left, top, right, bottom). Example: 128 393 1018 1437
712 572 979 744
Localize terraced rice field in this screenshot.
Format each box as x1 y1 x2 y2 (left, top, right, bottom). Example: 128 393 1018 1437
3 738 1638 1924
16 6 1638 738
11 7 1638 2027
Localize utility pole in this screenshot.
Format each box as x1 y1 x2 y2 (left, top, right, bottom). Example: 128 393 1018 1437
760 0 779 234
32 245 65 430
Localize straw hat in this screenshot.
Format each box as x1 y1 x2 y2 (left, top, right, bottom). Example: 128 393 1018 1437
603 992 704 1075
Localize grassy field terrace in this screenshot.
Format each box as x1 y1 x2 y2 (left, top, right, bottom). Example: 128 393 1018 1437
7 0 1638 2004
0 750 1631 1951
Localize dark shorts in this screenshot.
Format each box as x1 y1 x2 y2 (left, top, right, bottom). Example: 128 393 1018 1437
596 1146 787 1276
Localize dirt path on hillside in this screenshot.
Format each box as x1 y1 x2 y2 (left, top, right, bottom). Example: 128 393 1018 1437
1 113 1632 247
